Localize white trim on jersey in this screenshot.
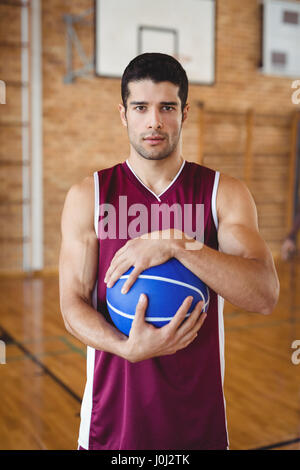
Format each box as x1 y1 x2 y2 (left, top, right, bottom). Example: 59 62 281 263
126 159 186 202
211 172 226 380
211 170 229 446
219 294 229 448
217 295 225 385
93 171 100 237
211 171 225 386
211 170 220 231
78 171 100 450
78 345 95 450
78 166 228 450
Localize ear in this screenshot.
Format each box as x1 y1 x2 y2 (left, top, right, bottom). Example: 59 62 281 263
119 103 127 127
182 103 189 124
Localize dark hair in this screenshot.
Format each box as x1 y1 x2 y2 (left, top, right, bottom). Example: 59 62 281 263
121 52 188 111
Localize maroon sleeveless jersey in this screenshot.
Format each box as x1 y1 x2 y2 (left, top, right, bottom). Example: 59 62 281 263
78 160 228 450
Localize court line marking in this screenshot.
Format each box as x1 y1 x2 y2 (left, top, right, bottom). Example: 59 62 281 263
58 336 87 358
250 436 300 450
3 348 82 363
0 326 82 404
1 315 300 449
3 334 87 359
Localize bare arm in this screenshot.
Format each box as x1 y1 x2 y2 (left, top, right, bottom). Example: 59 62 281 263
59 176 207 362
59 177 126 355
173 174 279 314
106 174 279 315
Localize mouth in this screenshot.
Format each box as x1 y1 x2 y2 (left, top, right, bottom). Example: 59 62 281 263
143 135 165 145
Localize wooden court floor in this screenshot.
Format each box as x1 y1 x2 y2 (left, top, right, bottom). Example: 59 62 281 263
0 257 300 450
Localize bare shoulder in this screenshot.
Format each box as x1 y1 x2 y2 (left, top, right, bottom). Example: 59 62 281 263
61 175 95 233
218 173 252 201
216 172 258 226
65 175 94 204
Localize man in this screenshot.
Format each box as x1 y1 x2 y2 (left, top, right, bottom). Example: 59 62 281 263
59 53 279 450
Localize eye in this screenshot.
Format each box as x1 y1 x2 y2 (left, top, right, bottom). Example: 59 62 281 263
162 106 175 111
134 105 146 111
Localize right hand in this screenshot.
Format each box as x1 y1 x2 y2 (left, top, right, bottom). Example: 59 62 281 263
120 294 207 363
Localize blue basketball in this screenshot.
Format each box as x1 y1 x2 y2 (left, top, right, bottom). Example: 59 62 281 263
106 258 209 336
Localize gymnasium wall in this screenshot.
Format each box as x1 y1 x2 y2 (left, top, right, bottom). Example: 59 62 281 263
1 0 300 273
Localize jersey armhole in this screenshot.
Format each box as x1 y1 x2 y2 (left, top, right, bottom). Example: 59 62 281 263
93 171 99 311
93 171 100 238
211 171 220 231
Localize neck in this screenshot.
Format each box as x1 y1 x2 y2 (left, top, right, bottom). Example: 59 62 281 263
126 154 185 196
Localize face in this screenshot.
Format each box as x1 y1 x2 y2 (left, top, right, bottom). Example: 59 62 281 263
119 80 188 161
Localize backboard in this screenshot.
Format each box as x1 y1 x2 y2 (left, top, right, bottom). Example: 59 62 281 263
94 0 216 85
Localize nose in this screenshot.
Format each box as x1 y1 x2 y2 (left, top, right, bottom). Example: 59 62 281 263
147 108 163 129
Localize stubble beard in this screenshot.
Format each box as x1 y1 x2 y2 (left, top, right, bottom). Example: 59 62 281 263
128 126 183 161
131 138 178 161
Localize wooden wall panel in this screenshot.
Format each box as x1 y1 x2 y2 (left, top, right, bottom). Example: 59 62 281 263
1 0 300 272
0 46 22 83
0 4 21 43
0 239 23 271
201 108 295 259
0 126 23 160
0 203 23 239
0 85 22 124
0 2 24 274
0 165 23 203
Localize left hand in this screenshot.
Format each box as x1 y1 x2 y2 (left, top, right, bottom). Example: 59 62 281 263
104 229 182 294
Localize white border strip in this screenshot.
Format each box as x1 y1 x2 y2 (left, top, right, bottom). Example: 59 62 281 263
93 171 100 237
217 293 229 447
78 173 100 450
157 159 186 197
78 343 95 450
21 0 31 271
217 294 225 384
211 171 220 231
31 0 43 270
126 159 186 202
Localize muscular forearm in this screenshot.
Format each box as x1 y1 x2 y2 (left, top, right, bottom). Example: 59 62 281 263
61 295 127 356
173 242 278 314
60 293 206 364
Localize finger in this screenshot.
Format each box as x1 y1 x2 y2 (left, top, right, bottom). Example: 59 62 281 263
106 259 133 288
132 293 148 327
178 300 204 333
111 239 137 262
105 254 126 283
188 312 207 339
104 262 116 284
121 265 144 294
189 310 207 335
195 311 207 329
104 242 132 282
110 241 131 261
177 311 207 348
167 296 194 331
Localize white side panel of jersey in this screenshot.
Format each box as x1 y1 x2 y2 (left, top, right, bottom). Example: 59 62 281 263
78 171 99 450
212 170 229 447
